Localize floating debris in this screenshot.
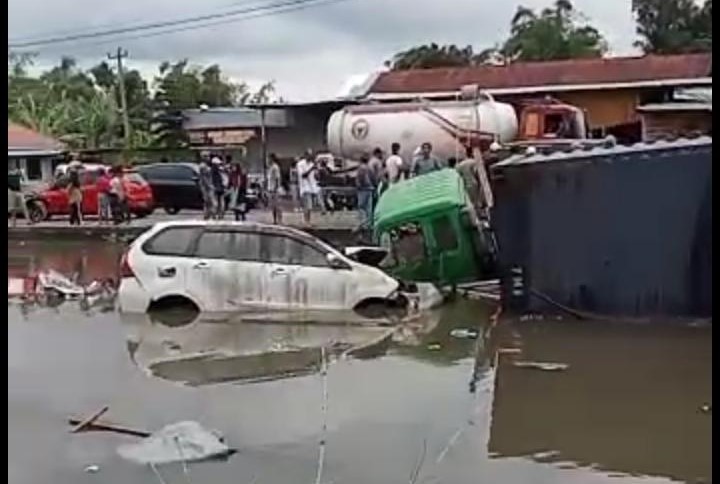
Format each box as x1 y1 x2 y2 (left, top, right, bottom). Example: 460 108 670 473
532 450 561 461
513 361 569 372
497 347 522 355
117 421 232 465
427 343 442 351
449 328 479 339
83 464 100 474
71 406 109 433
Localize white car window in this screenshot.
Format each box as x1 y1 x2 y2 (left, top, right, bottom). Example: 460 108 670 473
143 227 199 256
195 232 230 259
261 234 329 267
195 231 262 261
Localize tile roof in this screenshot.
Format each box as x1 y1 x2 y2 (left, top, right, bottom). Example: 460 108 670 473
8 122 65 152
369 54 712 96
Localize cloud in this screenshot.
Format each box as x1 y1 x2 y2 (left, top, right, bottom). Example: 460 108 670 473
9 0 639 101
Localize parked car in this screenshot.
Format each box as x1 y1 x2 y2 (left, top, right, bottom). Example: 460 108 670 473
136 163 205 214
118 221 406 314
30 166 154 222
138 163 261 215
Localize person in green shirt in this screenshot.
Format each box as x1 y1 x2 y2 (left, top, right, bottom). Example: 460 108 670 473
411 142 443 177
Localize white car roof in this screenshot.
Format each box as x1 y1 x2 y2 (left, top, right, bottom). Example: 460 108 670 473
145 220 330 243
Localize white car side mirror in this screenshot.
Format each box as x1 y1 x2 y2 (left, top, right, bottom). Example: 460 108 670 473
326 253 349 270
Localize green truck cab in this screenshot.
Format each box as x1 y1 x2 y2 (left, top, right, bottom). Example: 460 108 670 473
373 169 495 285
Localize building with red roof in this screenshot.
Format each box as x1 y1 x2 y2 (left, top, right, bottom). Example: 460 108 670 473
364 53 712 139
8 121 66 182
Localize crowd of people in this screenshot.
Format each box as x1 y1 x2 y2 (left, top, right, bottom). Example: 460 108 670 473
196 151 282 223
9 143 492 230
349 141 492 230
64 161 131 226
196 142 492 231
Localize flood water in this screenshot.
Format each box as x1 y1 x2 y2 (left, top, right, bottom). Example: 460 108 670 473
8 240 712 484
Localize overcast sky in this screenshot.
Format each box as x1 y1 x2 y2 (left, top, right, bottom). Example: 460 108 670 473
8 0 639 101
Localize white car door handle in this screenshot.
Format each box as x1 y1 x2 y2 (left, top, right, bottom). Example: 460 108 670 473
193 262 210 270
157 266 176 278
271 267 289 276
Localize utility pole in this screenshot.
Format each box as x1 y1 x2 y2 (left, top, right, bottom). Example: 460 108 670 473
108 47 131 149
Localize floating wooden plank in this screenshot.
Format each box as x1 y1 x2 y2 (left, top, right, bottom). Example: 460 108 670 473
70 406 109 433
68 418 151 438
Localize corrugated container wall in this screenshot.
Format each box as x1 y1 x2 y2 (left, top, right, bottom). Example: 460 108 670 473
492 140 712 318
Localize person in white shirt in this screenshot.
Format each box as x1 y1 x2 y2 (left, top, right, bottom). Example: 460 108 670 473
456 146 493 218
385 142 404 184
295 150 318 225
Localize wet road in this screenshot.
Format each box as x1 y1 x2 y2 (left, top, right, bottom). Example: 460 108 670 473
8 240 712 484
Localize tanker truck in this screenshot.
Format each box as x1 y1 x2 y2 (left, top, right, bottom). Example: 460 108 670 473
327 92 594 163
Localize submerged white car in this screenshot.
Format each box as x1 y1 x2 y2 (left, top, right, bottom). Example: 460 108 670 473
118 221 405 314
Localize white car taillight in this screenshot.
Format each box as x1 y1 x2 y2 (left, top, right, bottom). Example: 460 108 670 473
119 252 136 279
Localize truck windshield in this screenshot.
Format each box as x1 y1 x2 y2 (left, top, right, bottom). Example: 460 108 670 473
379 223 426 268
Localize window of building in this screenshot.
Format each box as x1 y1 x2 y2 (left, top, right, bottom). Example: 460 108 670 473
26 158 42 180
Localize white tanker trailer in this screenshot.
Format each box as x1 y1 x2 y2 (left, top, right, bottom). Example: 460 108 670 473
326 93 589 162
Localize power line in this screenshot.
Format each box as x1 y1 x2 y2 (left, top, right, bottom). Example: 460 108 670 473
9 0 340 49
11 0 351 53
9 0 266 43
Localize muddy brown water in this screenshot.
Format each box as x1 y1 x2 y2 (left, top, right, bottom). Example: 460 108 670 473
8 240 712 484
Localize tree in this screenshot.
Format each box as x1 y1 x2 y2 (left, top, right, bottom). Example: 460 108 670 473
150 59 276 147
90 61 152 143
8 55 277 149
386 0 606 70
632 0 712 54
500 0 607 61
386 43 479 70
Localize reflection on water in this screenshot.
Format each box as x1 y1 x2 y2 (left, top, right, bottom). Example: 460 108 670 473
7 240 713 483
490 320 713 483
122 312 397 386
8 239 124 284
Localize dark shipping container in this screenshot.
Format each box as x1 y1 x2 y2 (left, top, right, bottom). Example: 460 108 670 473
492 138 712 319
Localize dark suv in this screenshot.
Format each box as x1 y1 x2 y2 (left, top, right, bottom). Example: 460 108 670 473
138 162 261 215
137 163 205 214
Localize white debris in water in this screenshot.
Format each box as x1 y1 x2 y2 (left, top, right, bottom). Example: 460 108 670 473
84 464 100 473
37 269 84 297
117 421 231 465
513 361 569 371
532 450 561 460
412 283 444 311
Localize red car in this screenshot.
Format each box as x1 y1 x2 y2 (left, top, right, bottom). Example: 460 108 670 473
30 166 155 222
